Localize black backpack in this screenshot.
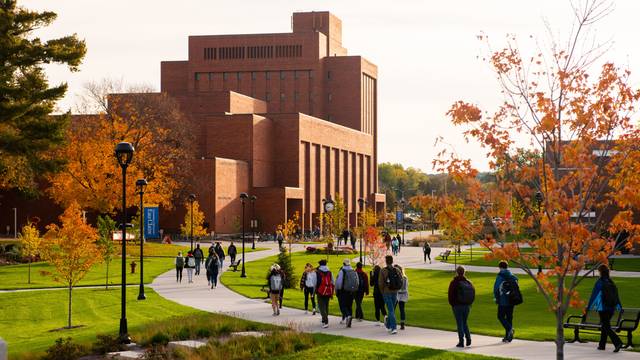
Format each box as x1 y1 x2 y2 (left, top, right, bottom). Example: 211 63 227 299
457 280 476 305
387 267 403 291
357 271 367 293
500 277 523 306
601 278 620 308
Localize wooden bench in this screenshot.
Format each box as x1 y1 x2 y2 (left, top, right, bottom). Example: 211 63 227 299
564 308 640 348
229 260 242 272
438 250 452 261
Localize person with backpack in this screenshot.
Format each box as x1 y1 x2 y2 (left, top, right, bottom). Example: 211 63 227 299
493 260 520 342
379 255 402 334
395 265 409 330
215 242 225 269
370 264 387 326
228 242 237 264
276 229 284 249
354 262 369 322
391 237 399 256
205 252 219 289
336 258 359 327
300 263 317 315
185 251 196 283
587 264 623 352
267 264 284 315
448 266 474 347
174 251 185 283
423 242 432 263
315 259 334 328
193 244 204 276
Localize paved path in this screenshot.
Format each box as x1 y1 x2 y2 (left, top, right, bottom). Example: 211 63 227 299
151 243 640 360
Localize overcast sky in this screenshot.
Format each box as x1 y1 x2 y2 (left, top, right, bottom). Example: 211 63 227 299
24 0 640 172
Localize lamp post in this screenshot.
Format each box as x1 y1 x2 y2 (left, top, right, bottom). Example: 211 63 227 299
400 198 406 245
240 192 248 278
431 189 436 235
394 200 399 237
188 194 196 251
357 198 367 264
535 191 544 275
323 196 335 259
136 179 147 301
251 195 257 250
115 142 134 344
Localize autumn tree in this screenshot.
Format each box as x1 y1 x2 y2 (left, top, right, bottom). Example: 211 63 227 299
42 202 101 329
180 200 208 238
19 221 42 284
0 0 86 194
322 193 347 249
280 211 300 256
48 79 196 213
439 1 640 358
96 215 117 290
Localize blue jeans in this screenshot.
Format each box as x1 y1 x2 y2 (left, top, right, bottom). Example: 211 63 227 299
383 293 398 330
497 305 514 337
453 305 471 343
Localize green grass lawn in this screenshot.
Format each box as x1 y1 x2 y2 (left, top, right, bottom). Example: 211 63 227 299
0 287 201 358
0 243 268 290
222 252 640 343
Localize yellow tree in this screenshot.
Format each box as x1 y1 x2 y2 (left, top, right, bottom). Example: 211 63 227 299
180 200 208 238
19 221 42 284
440 2 640 357
48 80 196 214
43 202 101 329
322 193 347 250
280 211 300 255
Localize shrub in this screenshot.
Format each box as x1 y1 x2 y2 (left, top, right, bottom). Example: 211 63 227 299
150 332 170 346
195 327 211 338
176 327 190 340
42 337 87 360
276 247 295 289
92 334 124 354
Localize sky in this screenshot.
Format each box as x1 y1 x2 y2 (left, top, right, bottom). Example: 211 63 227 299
23 0 640 172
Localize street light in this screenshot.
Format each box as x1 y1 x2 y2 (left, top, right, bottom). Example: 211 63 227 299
431 190 436 235
136 178 147 301
251 195 257 250
188 194 196 251
400 198 406 245
323 196 335 258
115 141 134 344
240 192 249 278
358 198 367 264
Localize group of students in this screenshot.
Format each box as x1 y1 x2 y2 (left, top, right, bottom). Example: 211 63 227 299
174 241 238 289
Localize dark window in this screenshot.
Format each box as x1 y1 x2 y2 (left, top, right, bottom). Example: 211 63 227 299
327 71 332 80
266 92 271 102
251 71 257 80
309 70 313 78
266 71 271 80
208 72 213 80
237 72 241 80
294 91 300 101
280 71 285 80
195 73 201 80
223 72 228 81
294 71 299 79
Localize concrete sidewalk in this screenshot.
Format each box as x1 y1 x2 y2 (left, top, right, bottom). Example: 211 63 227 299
151 244 640 360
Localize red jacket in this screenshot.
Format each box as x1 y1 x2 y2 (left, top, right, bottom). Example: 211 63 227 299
356 267 369 295
448 275 470 306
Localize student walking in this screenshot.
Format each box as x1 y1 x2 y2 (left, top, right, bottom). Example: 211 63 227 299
276 229 284 249
336 259 359 327
185 251 196 283
205 253 219 289
391 237 399 256
587 264 623 352
268 264 284 316
422 242 432 263
314 259 334 328
354 262 369 321
379 255 402 334
228 242 237 264
395 265 409 330
215 242 225 269
175 251 184 283
493 261 521 342
193 244 204 275
370 264 387 326
300 263 317 315
448 266 474 347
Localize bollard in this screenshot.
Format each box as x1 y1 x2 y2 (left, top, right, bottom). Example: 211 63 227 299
130 261 137 274
0 337 7 360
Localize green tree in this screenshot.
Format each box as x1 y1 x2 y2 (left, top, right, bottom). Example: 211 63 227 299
0 0 86 193
96 215 116 290
276 247 295 289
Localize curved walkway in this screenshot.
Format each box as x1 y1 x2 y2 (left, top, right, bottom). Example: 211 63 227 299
151 242 640 360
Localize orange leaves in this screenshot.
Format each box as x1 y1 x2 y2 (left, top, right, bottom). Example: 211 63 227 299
447 101 482 125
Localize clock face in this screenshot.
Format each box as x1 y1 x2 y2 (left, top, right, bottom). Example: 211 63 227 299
324 202 335 212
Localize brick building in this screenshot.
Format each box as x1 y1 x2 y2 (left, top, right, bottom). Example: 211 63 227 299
161 11 385 233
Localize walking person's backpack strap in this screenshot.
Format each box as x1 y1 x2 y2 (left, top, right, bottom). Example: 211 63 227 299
176 256 184 267
500 275 523 306
270 273 283 291
602 278 620 308
187 257 195 268
456 280 476 305
387 266 403 291
343 268 360 293
317 271 334 297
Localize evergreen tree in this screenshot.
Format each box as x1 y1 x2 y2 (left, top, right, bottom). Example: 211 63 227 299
276 247 295 289
0 0 86 193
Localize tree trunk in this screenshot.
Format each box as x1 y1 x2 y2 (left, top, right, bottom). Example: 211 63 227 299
67 283 72 329
105 260 110 290
556 307 565 360
28 257 31 284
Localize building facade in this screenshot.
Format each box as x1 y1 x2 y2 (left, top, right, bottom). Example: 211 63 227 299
162 11 385 233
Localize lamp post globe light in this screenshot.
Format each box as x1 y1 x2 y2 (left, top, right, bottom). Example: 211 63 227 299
357 198 367 264
239 192 249 278
136 178 148 301
115 142 134 344
188 194 196 251
250 195 257 250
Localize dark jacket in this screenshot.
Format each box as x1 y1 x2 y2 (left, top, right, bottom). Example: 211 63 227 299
184 254 195 268
448 275 471 306
193 247 204 259
587 277 621 312
228 244 237 256
379 265 398 295
215 245 225 259
370 267 382 295
493 269 518 306
205 255 219 273
356 267 369 295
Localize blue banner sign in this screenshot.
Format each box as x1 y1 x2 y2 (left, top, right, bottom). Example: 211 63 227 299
396 210 404 224
144 206 160 239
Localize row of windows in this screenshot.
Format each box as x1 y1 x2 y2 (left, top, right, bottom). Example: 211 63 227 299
194 70 314 81
204 44 303 60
